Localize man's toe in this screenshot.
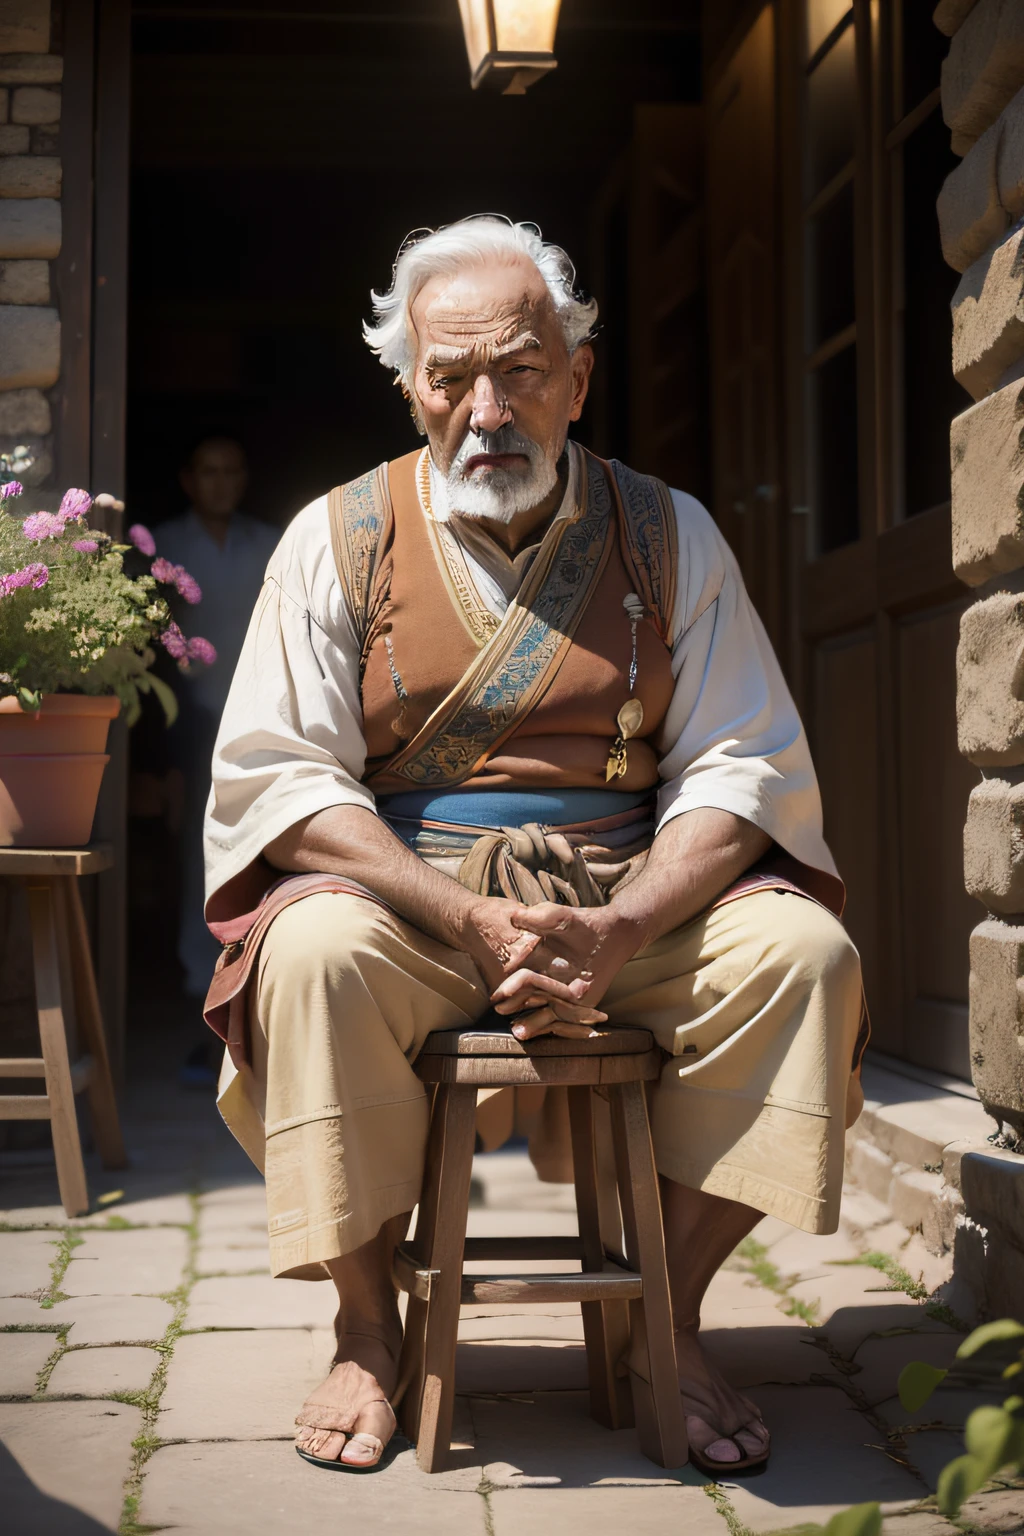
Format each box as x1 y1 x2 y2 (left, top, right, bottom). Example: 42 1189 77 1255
299 1428 347 1461
340 1432 383 1466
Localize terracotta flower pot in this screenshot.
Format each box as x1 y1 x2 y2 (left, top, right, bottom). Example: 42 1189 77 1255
0 695 121 847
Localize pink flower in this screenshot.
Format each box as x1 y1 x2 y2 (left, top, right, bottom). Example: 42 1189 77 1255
0 561 49 596
151 557 202 604
186 635 217 666
58 488 93 524
22 511 66 541
72 539 99 553
160 620 189 661
175 570 202 604
0 481 23 502
128 523 156 556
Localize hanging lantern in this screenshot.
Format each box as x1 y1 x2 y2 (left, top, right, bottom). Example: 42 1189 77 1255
457 0 562 95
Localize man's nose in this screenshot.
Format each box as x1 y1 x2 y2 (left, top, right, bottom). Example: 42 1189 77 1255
469 372 512 435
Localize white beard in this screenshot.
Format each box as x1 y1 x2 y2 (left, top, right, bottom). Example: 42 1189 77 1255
432 427 560 524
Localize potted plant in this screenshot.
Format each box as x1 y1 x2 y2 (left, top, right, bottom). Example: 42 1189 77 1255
0 454 216 847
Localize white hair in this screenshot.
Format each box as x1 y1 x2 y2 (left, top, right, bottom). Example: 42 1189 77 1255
363 216 598 397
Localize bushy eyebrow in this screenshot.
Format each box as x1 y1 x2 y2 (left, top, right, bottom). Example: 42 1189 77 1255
423 333 543 376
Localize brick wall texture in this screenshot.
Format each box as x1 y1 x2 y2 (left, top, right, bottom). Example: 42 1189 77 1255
0 1 60 488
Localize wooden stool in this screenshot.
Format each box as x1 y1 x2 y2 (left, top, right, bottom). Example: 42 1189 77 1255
394 1020 688 1473
0 845 127 1217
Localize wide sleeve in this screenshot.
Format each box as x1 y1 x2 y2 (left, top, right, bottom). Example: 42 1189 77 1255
203 498 376 917
655 492 838 881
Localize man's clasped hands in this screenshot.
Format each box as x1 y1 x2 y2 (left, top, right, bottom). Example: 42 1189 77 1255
459 895 647 1041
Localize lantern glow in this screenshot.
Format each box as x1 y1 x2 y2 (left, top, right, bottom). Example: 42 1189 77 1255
457 0 562 95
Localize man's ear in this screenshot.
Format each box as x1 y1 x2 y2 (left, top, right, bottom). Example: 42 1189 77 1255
568 344 595 421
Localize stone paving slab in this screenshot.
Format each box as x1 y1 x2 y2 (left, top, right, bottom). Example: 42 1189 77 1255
882 1512 958 1536
848 1330 964 1407
459 1312 584 1341
140 1440 488 1533
45 1293 175 1345
62 1228 189 1297
0 1230 58 1295
959 1487 1024 1533
702 1321 824 1386
469 1389 688 1487
766 1228 863 1272
159 1328 336 1440
0 1400 142 1530
47 1344 160 1398
186 1274 338 1330
489 1483 728 1534
0 1330 55 1395
719 1385 924 1531
0 1295 59 1327
195 1240 270 1276
464 1208 579 1237
457 1340 589 1393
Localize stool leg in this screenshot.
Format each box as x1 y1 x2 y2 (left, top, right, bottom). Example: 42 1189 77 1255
568 1085 633 1430
27 880 89 1219
61 878 127 1168
414 1083 476 1473
610 1080 688 1469
396 1085 441 1444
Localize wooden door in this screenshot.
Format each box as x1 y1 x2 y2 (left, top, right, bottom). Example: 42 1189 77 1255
707 5 783 649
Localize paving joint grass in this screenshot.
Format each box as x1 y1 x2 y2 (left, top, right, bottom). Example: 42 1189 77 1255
732 1237 821 1325
829 1252 968 1331
117 1190 200 1536
702 1478 754 1535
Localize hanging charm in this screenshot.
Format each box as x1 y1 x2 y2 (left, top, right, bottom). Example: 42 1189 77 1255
382 623 409 739
606 594 646 781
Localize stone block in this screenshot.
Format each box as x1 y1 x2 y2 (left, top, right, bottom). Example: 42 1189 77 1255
969 919 1024 1121
935 1 981 40
960 1487 1024 1532
62 1227 189 1296
964 776 1024 911
46 1343 160 1397
29 120 56 153
0 385 50 433
952 225 1024 401
889 1166 946 1235
942 0 1024 155
159 1328 336 1440
0 3 50 55
952 383 1024 583
848 1137 896 1203
0 1229 58 1294
939 102 1013 273
0 302 56 388
0 1330 54 1395
0 54 61 85
957 594 1024 766
0 121 27 151
10 84 57 123
0 431 50 485
0 153 59 197
0 195 57 257
45 1292 174 1344
959 1141 1024 1228
0 1401 141 1531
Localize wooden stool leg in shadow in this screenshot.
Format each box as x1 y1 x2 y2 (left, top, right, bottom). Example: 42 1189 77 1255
413 1083 477 1473
26 878 89 1219
568 1084 633 1429
610 1079 688 1468
61 877 127 1168
396 1084 442 1444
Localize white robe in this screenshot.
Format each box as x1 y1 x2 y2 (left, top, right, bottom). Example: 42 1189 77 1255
204 449 838 911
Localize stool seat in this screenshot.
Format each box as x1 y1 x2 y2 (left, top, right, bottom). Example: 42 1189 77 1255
394 1019 687 1474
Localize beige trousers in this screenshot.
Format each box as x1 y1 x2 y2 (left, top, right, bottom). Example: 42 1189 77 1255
217 888 863 1279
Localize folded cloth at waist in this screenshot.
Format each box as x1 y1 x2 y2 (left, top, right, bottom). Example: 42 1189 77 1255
376 786 653 829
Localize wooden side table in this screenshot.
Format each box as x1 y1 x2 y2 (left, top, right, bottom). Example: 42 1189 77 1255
0 844 127 1216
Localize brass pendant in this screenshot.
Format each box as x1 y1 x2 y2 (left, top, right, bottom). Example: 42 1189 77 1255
605 699 645 782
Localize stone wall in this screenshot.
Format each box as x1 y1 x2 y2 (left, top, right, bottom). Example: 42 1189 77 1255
0 0 59 490
937 0 1024 1316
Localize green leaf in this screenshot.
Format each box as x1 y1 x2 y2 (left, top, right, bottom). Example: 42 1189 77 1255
16 686 40 711
143 670 178 727
898 1361 949 1412
936 1453 987 1517
956 1320 1024 1360
964 1404 1022 1481
822 1504 882 1536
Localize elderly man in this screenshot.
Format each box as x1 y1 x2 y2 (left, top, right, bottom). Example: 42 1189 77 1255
204 217 864 1477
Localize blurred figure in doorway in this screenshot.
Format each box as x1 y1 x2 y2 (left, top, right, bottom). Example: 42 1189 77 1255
158 435 280 1080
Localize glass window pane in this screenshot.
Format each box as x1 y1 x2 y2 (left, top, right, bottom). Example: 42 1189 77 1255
806 21 857 197
806 0 851 60
805 178 855 352
809 344 859 553
901 109 970 516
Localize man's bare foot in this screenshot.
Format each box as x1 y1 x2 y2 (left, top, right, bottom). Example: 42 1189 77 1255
675 1326 770 1469
295 1331 399 1469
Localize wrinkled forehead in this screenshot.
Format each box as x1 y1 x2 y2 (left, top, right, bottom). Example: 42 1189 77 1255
412 259 561 361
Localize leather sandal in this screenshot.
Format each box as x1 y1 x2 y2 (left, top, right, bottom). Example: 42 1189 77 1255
294 1360 397 1474
687 1422 771 1479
